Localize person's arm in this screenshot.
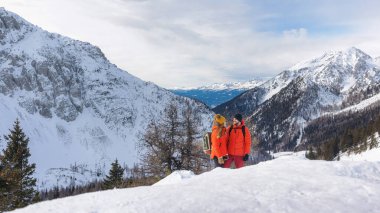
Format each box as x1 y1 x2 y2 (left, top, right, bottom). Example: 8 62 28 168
211 130 221 157
219 133 228 157
244 127 251 155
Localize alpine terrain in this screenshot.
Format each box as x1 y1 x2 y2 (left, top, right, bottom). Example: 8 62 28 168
0 8 213 190
214 47 380 154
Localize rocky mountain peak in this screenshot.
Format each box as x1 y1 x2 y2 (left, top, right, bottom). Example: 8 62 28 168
0 8 213 190
279 47 379 94
0 8 35 44
290 47 372 72
0 7 22 29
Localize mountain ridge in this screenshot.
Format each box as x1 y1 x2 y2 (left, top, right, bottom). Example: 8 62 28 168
0 8 213 190
171 78 267 108
214 47 380 152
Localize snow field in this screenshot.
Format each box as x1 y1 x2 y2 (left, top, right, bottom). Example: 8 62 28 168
10 153 380 213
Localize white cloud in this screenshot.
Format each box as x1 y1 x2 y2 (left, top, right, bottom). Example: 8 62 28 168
283 28 308 39
2 0 380 88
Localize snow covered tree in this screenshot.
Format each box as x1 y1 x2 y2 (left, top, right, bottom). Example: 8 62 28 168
0 119 38 211
103 159 124 189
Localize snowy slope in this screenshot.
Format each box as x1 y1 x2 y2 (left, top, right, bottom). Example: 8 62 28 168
375 57 380 67
0 8 213 190
214 47 380 152
217 47 380 115
10 153 380 213
330 92 380 115
340 147 380 162
261 47 379 104
339 132 380 162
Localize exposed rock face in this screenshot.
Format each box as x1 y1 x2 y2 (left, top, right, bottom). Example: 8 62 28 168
214 47 380 152
0 8 213 189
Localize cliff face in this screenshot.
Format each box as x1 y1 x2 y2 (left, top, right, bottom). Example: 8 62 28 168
0 8 213 189
214 47 380 152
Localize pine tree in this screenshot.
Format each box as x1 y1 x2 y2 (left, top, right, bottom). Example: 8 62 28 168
103 159 124 189
306 146 316 160
0 173 11 205
317 146 322 159
0 119 38 211
370 134 378 149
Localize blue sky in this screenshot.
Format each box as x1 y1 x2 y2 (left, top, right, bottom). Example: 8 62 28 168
2 0 380 88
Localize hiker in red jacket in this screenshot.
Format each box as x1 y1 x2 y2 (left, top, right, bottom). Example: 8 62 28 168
224 114 251 169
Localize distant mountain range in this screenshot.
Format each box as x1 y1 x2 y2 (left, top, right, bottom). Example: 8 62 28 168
171 79 268 107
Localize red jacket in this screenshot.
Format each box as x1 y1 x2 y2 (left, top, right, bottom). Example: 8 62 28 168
227 124 251 156
210 126 228 159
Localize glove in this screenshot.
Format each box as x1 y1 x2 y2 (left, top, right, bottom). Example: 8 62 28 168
243 154 249 161
218 157 225 165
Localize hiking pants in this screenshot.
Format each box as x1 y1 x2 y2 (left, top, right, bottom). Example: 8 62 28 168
223 155 244 168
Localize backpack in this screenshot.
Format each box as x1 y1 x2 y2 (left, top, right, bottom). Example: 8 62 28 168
227 125 246 150
203 132 212 151
228 125 246 139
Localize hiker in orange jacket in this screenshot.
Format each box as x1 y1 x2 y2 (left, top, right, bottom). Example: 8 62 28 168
224 113 251 169
209 114 228 167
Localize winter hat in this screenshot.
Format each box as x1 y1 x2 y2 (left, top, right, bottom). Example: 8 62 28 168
234 113 243 123
214 114 226 125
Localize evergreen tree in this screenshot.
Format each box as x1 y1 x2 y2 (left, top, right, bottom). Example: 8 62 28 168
0 119 37 211
316 146 322 159
103 159 124 189
306 146 316 160
370 134 378 149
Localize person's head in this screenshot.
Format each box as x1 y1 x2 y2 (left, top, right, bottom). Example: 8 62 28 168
213 114 226 127
233 113 243 125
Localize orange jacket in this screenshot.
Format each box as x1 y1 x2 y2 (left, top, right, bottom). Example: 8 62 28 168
210 126 228 159
227 124 251 156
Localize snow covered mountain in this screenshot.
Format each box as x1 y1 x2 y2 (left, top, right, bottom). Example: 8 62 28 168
180 79 267 91
10 152 380 213
214 47 380 151
0 8 213 190
171 79 266 107
375 56 380 67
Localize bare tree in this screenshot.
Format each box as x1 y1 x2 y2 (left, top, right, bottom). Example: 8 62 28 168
179 100 209 173
139 101 210 177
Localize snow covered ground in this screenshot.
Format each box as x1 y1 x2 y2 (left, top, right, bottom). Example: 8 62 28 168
340 147 380 162
10 152 380 213
339 133 380 162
